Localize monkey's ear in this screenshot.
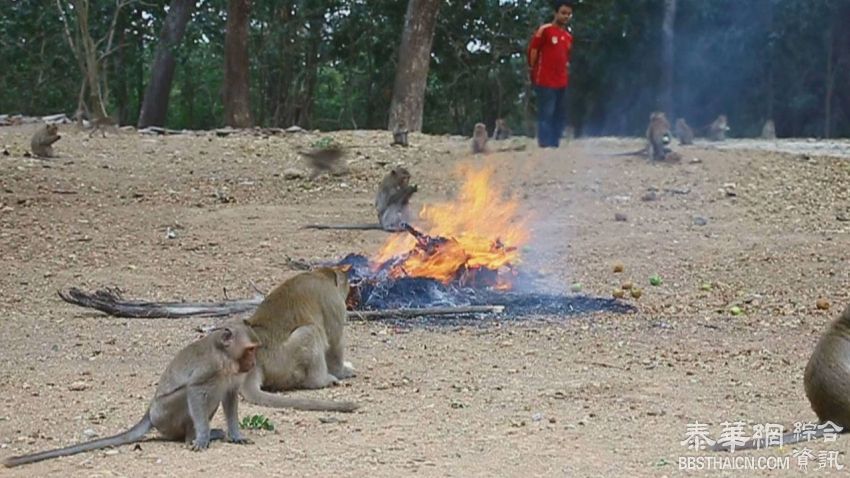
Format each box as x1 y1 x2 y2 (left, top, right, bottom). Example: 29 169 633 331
219 327 234 346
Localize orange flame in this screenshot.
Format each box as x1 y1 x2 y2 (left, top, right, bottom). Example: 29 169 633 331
372 164 531 288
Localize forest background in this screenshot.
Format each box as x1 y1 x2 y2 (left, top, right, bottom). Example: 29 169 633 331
1 0 848 139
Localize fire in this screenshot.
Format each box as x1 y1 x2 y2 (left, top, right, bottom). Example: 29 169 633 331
371 165 531 289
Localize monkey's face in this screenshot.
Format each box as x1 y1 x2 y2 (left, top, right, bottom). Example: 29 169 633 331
238 344 258 373
393 168 411 186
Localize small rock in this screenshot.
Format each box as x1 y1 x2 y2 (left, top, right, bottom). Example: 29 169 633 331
837 213 849 222
285 126 306 133
612 262 624 273
83 429 98 439
641 191 658 202
283 168 304 180
689 157 702 164
621 281 634 290
614 212 628 222
693 216 708 226
531 413 544 422
816 299 830 311
104 449 119 456
68 381 88 391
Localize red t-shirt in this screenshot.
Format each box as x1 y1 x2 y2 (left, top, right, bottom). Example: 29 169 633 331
528 23 573 89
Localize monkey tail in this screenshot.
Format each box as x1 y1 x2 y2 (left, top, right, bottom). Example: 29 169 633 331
3 413 152 468
302 224 384 231
711 428 830 452
241 374 359 413
610 148 648 157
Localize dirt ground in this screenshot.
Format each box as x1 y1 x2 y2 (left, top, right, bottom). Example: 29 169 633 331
0 124 849 477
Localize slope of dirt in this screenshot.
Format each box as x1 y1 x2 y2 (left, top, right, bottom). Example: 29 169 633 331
1 125 849 477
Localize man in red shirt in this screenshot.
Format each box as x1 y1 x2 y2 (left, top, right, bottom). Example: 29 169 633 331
528 1 574 148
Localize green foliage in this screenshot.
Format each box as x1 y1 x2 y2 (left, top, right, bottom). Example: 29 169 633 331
0 0 847 137
240 414 275 431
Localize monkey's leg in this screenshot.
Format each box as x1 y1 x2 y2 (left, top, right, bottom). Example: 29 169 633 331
222 389 251 444
285 325 339 389
326 345 355 380
186 386 213 451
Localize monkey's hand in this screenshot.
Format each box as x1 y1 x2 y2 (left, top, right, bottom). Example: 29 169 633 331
190 436 211 451
228 435 253 445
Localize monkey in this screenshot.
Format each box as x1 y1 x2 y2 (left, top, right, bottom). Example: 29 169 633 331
761 119 776 140
707 114 730 141
471 122 488 154
492 118 512 140
391 119 409 147
30 123 61 158
3 322 260 467
240 268 359 413
610 112 674 161
374 166 417 230
674 118 694 145
88 115 120 138
303 166 418 232
713 304 850 452
646 112 673 161
299 144 349 179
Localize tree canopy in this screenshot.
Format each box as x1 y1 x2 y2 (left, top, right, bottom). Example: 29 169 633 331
1 0 847 138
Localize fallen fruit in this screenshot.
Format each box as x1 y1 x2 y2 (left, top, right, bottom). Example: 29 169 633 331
570 283 582 292
730 306 742 316
621 281 634 290
700 283 712 291
649 275 663 286
630 288 643 299
613 262 625 273
816 299 830 310
613 289 625 299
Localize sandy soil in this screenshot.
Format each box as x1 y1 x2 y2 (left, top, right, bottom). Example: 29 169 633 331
0 124 849 477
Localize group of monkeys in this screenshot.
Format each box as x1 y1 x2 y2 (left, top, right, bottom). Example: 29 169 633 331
638 112 732 162
7 275 850 464
4 267 360 467
9 113 847 467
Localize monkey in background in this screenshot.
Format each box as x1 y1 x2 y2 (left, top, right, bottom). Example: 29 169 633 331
3 322 260 467
30 123 61 157
303 166 417 232
762 119 776 140
492 118 512 140
471 123 488 154
299 144 349 179
241 268 359 412
646 112 673 161
391 119 409 147
674 118 694 145
88 115 120 138
708 114 730 141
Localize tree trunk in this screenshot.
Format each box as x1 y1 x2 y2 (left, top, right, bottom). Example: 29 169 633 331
297 12 323 128
223 0 253 128
659 0 676 118
825 25 834 138
137 0 195 128
387 0 441 132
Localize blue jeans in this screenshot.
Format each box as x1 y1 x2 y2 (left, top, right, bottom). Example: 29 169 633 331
535 86 568 148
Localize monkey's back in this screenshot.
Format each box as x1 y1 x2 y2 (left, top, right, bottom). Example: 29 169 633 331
805 309 850 427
